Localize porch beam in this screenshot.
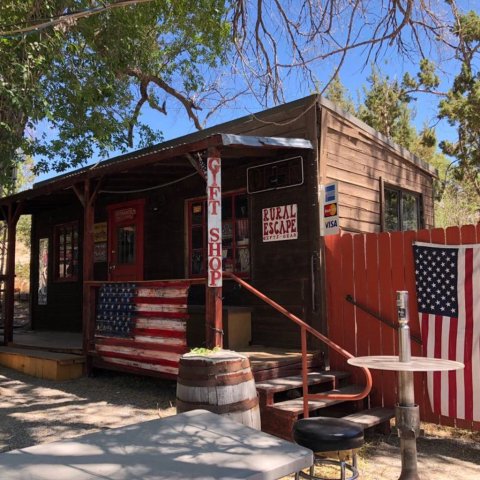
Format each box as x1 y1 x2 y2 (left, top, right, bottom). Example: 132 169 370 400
72 184 85 207
205 146 223 349
3 202 22 345
185 153 206 181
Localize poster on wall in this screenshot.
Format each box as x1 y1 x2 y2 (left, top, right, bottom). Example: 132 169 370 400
94 242 108 263
262 204 298 242
38 238 48 305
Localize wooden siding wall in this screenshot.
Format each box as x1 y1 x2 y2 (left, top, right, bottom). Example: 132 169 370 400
219 98 322 347
325 225 480 431
31 202 83 331
322 110 435 233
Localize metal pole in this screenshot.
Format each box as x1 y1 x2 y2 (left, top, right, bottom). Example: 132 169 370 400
396 291 420 480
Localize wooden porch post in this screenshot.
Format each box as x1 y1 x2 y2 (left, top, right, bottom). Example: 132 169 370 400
80 180 96 359
205 146 223 348
3 202 22 345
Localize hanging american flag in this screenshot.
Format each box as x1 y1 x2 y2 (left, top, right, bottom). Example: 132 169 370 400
413 242 480 422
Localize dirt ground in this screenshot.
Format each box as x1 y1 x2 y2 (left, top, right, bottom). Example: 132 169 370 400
0 366 479 479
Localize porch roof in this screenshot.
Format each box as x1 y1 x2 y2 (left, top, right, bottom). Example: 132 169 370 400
0 133 313 214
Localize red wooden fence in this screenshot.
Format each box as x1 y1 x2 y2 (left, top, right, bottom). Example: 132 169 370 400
325 224 480 431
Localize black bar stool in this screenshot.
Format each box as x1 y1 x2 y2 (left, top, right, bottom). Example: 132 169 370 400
293 417 364 480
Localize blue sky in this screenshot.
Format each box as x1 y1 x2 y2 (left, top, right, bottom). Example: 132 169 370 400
35 0 477 182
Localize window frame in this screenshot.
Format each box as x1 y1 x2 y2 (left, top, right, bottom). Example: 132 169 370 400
53 221 80 282
381 179 424 232
186 189 250 279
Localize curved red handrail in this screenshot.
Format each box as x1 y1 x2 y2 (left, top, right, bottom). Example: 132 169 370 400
224 272 372 414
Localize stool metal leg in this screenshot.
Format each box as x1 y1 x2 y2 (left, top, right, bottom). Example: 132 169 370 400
295 452 360 480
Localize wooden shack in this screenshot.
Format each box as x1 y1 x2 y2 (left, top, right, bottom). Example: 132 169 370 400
0 95 437 380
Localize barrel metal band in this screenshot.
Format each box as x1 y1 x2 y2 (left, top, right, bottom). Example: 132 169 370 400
177 369 254 386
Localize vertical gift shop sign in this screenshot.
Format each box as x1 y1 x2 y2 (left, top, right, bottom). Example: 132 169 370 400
207 156 222 287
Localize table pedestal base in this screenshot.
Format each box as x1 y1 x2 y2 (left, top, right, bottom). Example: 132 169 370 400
396 404 421 480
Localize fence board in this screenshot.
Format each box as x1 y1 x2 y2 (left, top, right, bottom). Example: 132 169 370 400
403 230 425 419
429 228 456 427
353 235 370 357
447 226 473 430
364 232 384 406
460 225 480 431
377 232 397 407
324 234 344 371
340 234 358 379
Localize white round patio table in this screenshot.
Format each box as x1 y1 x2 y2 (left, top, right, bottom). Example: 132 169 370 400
347 355 464 372
347 355 463 480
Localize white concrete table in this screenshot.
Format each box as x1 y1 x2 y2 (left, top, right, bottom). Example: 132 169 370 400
0 409 313 480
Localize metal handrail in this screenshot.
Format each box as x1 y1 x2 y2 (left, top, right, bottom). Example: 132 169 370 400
224 272 372 418
346 294 422 345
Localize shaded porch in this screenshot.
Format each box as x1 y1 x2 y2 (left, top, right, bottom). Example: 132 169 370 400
1 131 317 381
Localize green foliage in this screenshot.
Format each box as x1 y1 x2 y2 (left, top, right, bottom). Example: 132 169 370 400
17 215 32 248
324 76 355 114
357 66 417 150
438 11 480 196
0 1 230 182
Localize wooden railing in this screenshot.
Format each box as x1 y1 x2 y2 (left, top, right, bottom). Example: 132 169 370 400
223 272 372 418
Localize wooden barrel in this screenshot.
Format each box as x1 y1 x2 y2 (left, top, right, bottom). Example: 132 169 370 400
176 350 261 429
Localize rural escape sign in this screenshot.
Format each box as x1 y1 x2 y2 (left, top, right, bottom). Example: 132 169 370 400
207 157 222 287
319 181 339 236
262 204 298 242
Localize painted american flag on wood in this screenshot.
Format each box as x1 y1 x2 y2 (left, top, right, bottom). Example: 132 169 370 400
95 281 190 378
413 242 480 422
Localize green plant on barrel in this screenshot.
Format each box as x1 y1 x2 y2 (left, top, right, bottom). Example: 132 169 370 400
189 347 222 356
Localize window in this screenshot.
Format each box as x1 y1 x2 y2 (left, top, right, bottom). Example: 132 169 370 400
54 222 79 280
384 186 423 231
187 192 250 277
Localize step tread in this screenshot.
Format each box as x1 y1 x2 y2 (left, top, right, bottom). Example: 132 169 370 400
268 385 364 414
343 407 395 429
255 371 350 393
0 347 85 364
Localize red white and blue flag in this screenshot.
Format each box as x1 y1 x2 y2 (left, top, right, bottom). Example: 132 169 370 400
413 242 480 422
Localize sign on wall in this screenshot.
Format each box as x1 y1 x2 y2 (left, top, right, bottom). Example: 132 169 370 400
94 222 108 243
319 182 340 236
207 157 222 287
38 238 48 305
247 156 304 193
262 204 298 242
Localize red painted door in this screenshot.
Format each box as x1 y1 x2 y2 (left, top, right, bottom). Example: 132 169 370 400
107 199 145 281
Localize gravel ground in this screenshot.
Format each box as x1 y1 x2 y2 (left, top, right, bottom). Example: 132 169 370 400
1 366 479 479
0 366 176 453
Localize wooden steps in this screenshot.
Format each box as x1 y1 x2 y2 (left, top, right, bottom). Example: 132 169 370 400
268 385 364 415
257 367 394 440
256 371 350 405
343 407 395 432
245 348 323 382
0 347 85 380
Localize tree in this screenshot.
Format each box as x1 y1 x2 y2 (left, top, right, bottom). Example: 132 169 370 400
438 9 480 198
0 0 474 184
324 76 355 114
0 0 229 184
357 67 416 149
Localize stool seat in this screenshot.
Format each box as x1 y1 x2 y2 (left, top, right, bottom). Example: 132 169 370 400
293 417 364 452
